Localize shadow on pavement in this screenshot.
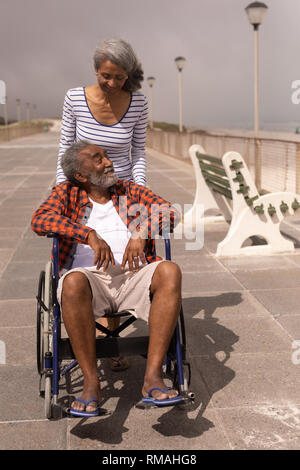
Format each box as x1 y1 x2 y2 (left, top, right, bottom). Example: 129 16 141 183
67 293 240 445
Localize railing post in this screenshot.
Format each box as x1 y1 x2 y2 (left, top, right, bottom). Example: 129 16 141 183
254 138 262 192
296 143 300 194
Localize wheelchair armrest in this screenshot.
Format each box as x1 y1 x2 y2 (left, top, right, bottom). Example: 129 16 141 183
46 232 57 238
162 232 171 261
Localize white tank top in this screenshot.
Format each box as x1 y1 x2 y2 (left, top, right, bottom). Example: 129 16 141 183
72 199 132 268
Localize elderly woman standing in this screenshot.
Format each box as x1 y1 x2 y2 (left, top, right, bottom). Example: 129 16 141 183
56 37 147 186
56 38 148 371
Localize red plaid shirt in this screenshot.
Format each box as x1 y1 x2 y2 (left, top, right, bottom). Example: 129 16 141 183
31 179 180 274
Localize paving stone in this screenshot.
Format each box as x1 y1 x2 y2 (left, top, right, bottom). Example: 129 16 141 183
0 249 14 274
173 253 226 272
182 291 269 320
217 404 300 450
0 278 36 299
0 299 35 327
182 271 243 293
233 268 300 290
285 254 300 267
276 315 300 340
0 420 67 450
194 353 300 409
221 255 297 271
0 327 35 365
0 365 46 421
250 288 300 318
10 241 51 263
20 173 55 189
0 228 24 238
1 261 46 280
0 238 20 249
186 316 292 358
0 175 28 189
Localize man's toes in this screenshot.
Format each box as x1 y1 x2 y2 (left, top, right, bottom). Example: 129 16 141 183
86 401 99 413
143 386 179 400
71 400 85 411
167 388 179 398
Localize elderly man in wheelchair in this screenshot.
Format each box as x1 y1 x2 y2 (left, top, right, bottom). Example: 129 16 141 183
31 141 186 418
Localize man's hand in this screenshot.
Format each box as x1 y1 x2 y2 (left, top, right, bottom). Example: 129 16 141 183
87 230 115 271
121 236 147 273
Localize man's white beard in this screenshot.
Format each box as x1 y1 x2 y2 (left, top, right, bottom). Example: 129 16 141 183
88 170 118 188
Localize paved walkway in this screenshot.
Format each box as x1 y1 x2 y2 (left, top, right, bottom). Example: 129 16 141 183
1 131 300 450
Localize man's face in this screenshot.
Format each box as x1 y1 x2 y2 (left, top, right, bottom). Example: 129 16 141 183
77 145 118 188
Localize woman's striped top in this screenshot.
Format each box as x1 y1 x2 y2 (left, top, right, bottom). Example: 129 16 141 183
56 87 148 186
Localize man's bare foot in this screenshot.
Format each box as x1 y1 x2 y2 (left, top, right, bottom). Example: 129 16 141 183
142 377 179 401
71 379 102 413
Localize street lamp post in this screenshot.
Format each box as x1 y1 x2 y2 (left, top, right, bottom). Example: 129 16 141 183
16 99 21 122
0 80 8 126
26 102 30 122
175 56 186 132
147 76 156 129
245 1 268 190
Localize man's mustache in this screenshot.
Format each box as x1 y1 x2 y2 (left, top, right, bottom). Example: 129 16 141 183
104 167 114 175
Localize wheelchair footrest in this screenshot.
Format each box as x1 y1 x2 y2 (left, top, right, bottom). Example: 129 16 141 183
59 336 149 360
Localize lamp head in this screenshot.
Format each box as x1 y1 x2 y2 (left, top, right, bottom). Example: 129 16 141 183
147 76 156 87
175 56 186 71
245 2 268 29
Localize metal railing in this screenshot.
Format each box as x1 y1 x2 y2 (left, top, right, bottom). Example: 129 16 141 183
146 128 300 194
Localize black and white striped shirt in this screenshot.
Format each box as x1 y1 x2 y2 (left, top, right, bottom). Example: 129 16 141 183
56 87 148 185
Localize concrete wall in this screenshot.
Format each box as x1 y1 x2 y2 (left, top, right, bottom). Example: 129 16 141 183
0 123 47 142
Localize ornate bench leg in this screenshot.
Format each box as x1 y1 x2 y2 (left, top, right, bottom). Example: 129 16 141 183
216 207 295 257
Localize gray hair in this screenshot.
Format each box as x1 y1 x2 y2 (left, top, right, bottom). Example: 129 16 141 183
93 37 144 92
61 140 90 185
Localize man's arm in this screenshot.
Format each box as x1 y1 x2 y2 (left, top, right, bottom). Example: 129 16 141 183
31 187 93 243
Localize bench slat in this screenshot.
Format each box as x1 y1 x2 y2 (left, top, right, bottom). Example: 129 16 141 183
207 181 233 199
196 152 223 165
202 171 231 188
199 161 227 177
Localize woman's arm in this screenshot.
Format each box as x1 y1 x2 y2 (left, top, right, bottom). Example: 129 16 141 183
56 90 76 185
131 95 148 186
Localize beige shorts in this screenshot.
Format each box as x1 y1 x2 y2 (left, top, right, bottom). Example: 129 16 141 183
57 260 164 322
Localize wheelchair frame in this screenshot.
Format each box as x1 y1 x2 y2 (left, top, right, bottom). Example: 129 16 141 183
36 234 194 419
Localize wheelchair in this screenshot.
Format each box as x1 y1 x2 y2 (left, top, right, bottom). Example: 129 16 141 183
36 233 194 419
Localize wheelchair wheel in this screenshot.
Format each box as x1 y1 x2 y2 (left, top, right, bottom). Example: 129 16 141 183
36 262 54 414
44 376 52 419
37 270 45 377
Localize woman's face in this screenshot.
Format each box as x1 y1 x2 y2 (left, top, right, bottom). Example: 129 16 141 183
96 60 128 95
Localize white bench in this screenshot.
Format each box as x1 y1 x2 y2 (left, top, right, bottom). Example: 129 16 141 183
182 144 300 256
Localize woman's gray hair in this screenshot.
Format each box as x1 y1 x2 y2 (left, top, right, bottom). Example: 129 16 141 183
93 38 144 92
61 140 90 185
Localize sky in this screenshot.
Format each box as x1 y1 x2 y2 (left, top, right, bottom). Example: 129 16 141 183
1 0 300 131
